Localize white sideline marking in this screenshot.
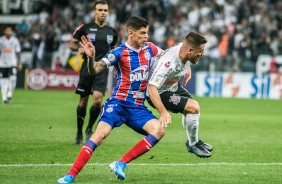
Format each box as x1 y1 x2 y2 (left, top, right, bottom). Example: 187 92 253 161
0 163 282 167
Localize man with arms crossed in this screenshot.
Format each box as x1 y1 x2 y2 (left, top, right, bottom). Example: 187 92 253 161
147 32 213 158
69 0 118 144
57 16 166 183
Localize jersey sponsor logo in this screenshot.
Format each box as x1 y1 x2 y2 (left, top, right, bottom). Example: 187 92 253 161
164 61 171 68
169 94 181 105
3 48 12 53
107 54 115 61
132 91 145 99
88 33 96 42
130 65 149 81
107 35 113 45
90 28 97 31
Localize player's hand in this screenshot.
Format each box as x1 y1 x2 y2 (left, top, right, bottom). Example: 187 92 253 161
79 35 95 58
78 47 85 55
159 110 171 128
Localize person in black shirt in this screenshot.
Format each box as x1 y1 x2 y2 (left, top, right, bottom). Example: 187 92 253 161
69 0 118 144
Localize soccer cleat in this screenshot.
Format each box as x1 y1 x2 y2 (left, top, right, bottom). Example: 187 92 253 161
75 133 83 144
87 57 95 75
85 128 93 141
7 97 12 104
185 140 211 158
57 175 75 183
186 139 213 152
109 161 127 180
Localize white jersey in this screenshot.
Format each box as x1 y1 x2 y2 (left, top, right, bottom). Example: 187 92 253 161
0 36 21 67
149 43 190 94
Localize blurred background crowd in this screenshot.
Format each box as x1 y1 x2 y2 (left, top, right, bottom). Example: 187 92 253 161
5 0 282 72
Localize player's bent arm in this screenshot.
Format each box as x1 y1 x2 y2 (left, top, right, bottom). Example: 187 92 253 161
148 85 166 114
87 58 107 75
182 66 191 86
16 52 22 71
148 84 171 127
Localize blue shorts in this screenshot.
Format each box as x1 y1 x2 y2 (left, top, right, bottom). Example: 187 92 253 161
99 98 157 135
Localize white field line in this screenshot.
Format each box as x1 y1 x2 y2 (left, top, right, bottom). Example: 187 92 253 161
0 163 282 167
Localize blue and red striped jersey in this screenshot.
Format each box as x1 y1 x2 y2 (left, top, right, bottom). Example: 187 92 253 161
102 42 161 106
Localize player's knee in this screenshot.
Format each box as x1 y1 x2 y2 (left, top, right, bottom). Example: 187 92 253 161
93 99 103 107
79 96 89 106
90 131 106 146
151 126 165 139
184 99 200 114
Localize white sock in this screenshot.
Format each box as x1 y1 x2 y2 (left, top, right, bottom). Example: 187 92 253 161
1 78 9 102
184 113 200 146
7 75 17 98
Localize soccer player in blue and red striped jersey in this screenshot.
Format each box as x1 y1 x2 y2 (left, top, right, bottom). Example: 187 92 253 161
57 16 166 183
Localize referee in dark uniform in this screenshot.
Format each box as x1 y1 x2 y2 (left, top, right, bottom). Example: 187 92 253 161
69 0 118 144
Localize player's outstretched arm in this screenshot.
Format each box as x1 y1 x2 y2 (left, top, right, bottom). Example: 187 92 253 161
80 35 107 74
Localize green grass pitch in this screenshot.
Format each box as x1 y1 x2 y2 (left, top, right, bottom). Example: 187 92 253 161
0 89 281 184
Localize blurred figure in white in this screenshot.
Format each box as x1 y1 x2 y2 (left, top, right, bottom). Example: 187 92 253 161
0 26 22 104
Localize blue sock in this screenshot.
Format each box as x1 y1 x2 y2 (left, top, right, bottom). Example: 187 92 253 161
84 140 97 151
145 134 159 146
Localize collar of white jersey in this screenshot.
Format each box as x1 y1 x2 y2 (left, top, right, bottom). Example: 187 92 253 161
125 42 141 53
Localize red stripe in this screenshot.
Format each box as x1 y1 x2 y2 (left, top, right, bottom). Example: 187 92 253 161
115 48 131 101
72 24 84 36
135 48 149 105
146 42 159 57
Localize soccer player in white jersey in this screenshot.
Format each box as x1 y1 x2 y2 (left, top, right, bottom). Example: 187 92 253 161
0 26 21 104
147 32 213 158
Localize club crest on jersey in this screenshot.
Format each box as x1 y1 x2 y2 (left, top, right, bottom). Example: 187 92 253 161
144 50 150 60
169 94 181 105
107 54 115 61
130 65 149 81
107 35 113 45
153 76 163 84
88 33 96 42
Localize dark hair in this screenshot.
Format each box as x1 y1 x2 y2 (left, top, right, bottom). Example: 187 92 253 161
94 0 108 10
184 32 207 48
126 16 148 31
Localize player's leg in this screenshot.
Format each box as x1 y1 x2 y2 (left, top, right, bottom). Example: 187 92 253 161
74 64 93 144
57 121 112 183
183 99 212 157
110 107 165 180
75 95 88 144
7 67 17 103
0 68 9 104
58 99 122 183
157 83 212 157
85 91 103 140
85 68 108 140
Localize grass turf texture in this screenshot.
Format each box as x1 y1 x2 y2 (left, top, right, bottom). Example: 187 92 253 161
0 89 281 184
